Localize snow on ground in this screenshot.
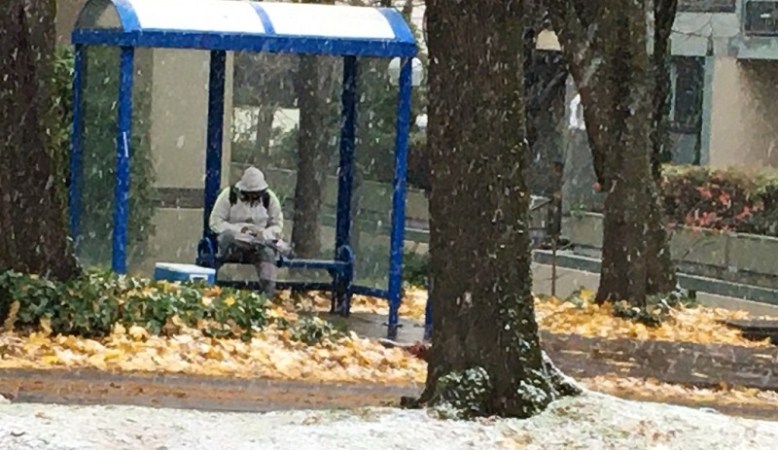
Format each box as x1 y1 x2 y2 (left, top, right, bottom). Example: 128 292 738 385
0 392 776 450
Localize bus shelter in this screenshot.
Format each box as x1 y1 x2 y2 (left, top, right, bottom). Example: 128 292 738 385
68 0 418 338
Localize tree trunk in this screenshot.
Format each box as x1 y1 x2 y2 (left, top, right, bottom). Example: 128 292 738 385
548 0 678 305
253 104 276 157
600 0 678 303
0 0 80 280
420 0 578 418
290 0 339 259
651 0 678 179
645 0 679 296
291 55 328 258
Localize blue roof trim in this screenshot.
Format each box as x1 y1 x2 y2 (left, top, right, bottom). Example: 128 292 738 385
111 0 140 32
378 8 415 45
72 29 417 58
251 3 276 35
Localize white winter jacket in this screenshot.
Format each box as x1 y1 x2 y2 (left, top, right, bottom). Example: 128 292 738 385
209 187 284 239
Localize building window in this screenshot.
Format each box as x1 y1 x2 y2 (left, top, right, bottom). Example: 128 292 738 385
671 56 705 134
744 1 778 36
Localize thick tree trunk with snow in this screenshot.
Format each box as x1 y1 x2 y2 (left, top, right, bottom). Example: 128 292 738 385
420 0 578 418
548 0 677 305
0 0 79 280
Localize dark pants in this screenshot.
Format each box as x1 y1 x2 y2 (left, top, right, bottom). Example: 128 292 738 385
218 233 278 297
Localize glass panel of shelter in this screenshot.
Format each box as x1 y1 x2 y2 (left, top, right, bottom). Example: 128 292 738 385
125 47 193 277
75 45 121 271
351 56 400 292
223 52 344 285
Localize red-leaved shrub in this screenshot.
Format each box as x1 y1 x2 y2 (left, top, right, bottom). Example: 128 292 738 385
661 165 778 236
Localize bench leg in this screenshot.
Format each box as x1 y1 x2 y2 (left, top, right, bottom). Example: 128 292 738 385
332 245 354 317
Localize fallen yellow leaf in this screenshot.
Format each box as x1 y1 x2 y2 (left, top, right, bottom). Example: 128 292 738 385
39 317 53 337
128 326 149 341
3 301 20 332
40 354 60 365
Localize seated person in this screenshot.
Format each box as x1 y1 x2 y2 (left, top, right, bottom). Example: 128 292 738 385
209 166 284 297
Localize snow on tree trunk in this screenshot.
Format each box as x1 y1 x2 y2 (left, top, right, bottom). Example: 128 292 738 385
421 0 578 418
0 0 80 281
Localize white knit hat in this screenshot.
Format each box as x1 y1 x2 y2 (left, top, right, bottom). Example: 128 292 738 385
236 166 269 192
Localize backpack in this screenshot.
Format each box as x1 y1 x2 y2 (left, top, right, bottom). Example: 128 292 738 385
229 185 271 209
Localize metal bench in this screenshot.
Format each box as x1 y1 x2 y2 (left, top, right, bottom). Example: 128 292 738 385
196 235 355 315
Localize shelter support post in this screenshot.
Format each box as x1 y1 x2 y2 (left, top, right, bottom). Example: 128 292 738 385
112 46 135 274
69 44 86 245
387 58 412 340
333 55 358 316
204 50 227 239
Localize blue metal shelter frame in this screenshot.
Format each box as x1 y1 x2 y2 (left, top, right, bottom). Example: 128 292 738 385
68 0 417 338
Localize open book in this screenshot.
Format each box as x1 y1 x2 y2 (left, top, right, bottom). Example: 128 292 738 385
234 232 294 257
234 232 262 244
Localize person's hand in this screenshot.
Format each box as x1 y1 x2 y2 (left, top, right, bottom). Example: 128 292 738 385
241 226 259 237
262 228 278 241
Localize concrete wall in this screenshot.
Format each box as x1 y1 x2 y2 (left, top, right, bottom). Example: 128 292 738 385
563 211 778 290
671 11 739 57
708 58 778 168
531 263 778 317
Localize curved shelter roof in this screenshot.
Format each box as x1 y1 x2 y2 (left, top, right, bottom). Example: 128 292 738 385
72 0 417 57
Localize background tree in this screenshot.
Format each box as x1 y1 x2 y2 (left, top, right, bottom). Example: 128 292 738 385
232 52 297 161
547 0 678 305
0 0 79 280
421 0 577 417
290 54 340 259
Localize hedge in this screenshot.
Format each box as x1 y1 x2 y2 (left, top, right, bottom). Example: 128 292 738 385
0 270 351 344
661 165 778 236
0 271 268 341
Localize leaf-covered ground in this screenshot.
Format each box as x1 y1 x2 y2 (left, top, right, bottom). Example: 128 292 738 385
297 288 771 347
0 306 427 385
0 286 771 387
1 286 777 410
534 291 768 347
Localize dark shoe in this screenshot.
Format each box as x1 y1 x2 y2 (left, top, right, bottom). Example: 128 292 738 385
259 279 276 298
